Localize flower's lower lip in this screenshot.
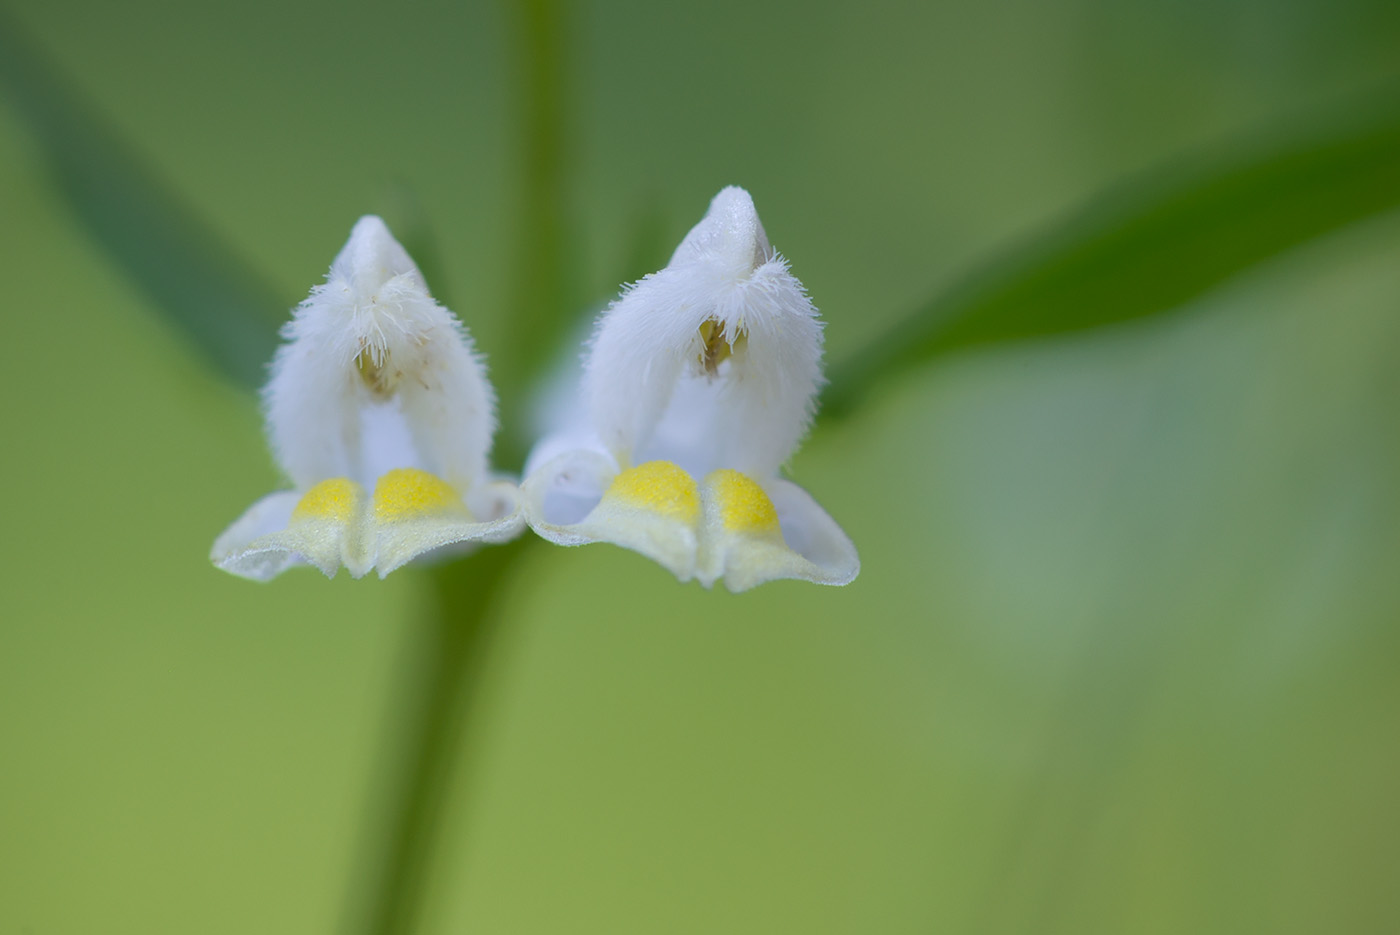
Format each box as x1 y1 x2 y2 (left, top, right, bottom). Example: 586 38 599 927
519 449 857 591
213 470 525 581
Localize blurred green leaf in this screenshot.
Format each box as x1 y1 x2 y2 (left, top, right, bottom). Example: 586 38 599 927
0 10 282 389
825 88 1400 416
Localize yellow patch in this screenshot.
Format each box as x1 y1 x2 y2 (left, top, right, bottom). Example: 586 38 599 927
707 469 781 535
606 461 700 523
292 478 361 523
372 468 468 521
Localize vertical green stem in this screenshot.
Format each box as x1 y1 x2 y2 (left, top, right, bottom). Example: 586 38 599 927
346 540 531 935
345 5 569 932
497 0 573 461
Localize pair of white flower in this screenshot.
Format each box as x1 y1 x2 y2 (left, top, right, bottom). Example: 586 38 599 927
211 188 858 591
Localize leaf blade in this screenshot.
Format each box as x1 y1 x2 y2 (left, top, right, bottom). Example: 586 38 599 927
825 88 1400 415
0 12 283 389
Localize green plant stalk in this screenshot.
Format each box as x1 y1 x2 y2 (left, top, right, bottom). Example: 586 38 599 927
344 539 536 935
495 0 576 466
346 4 570 933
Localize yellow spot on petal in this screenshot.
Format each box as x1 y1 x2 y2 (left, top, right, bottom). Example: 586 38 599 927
292 478 361 523
372 468 469 522
707 469 781 535
606 461 700 523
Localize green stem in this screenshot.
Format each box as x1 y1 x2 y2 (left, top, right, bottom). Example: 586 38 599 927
345 5 570 932
497 0 573 465
346 539 533 935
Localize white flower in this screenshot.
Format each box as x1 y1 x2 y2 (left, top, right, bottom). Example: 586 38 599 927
212 216 523 580
521 187 858 591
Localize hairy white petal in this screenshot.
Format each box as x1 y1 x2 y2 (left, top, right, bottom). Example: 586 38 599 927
583 187 823 477
214 216 519 582
396 325 495 491
263 216 495 491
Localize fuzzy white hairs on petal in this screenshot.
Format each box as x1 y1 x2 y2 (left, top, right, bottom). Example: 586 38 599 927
213 215 523 581
520 187 856 590
263 216 496 495
583 186 824 479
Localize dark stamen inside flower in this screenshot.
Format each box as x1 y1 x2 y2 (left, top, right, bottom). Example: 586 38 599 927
697 318 746 376
355 344 400 397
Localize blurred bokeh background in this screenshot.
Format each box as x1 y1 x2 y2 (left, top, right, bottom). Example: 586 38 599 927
2 0 1398 932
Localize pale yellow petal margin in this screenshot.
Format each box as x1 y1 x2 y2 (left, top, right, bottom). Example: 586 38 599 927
521 455 857 591
210 491 307 580
211 470 523 581
699 474 860 592
522 452 699 581
372 472 522 576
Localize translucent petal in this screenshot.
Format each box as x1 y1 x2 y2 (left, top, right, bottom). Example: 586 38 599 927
212 483 366 580
696 474 859 592
763 477 860 585
522 453 699 581
369 472 523 577
210 491 303 581
214 472 523 581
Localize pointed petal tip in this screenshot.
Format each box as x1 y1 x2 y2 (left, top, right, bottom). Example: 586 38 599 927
670 185 772 270
349 213 390 236
343 215 399 261
709 186 771 258
333 214 420 287
708 185 755 215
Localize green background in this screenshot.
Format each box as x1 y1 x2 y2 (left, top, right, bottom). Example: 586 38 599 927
2 0 1398 932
